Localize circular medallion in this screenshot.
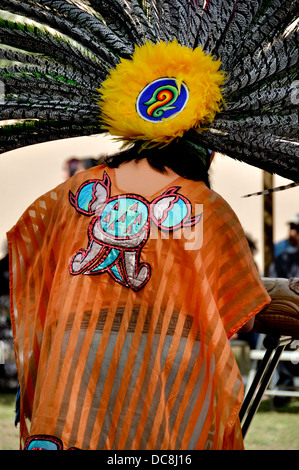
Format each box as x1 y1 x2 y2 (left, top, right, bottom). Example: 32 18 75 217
136 78 189 123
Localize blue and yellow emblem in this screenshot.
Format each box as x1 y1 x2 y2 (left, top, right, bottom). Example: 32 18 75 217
136 78 189 123
98 40 225 146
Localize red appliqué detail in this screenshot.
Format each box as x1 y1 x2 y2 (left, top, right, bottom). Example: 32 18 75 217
130 202 139 212
69 173 201 291
24 435 80 450
69 172 111 216
24 435 63 450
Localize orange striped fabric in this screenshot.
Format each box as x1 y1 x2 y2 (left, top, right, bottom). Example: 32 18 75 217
7 164 270 450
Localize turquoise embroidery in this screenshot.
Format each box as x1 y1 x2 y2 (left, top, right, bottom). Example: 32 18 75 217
69 173 201 291
100 197 149 239
27 439 58 450
90 248 120 272
24 435 79 450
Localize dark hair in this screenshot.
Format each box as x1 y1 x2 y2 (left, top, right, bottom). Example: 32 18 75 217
105 136 211 187
290 223 299 232
82 158 99 169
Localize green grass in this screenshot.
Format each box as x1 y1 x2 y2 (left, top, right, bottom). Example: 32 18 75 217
1 393 299 450
244 399 299 450
0 393 19 450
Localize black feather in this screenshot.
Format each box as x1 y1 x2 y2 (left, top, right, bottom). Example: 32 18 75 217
0 0 298 186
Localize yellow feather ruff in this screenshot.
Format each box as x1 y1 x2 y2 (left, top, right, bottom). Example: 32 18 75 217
97 40 226 147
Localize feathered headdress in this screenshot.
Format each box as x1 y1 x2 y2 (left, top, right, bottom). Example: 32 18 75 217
98 39 225 148
0 0 298 185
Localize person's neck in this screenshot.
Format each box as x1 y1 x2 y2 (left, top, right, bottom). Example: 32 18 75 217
114 159 180 196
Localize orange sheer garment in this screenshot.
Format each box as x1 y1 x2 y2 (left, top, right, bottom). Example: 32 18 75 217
8 162 270 450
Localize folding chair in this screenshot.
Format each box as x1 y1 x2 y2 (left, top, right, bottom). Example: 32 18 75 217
238 277 299 438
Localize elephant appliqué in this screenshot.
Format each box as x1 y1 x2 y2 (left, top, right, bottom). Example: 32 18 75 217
69 172 201 291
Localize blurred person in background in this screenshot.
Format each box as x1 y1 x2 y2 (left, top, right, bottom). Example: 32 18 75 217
63 157 100 180
273 214 299 262
269 214 299 407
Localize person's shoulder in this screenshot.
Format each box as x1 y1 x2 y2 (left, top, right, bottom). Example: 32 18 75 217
274 239 290 257
184 182 241 234
181 180 225 204
200 185 237 218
